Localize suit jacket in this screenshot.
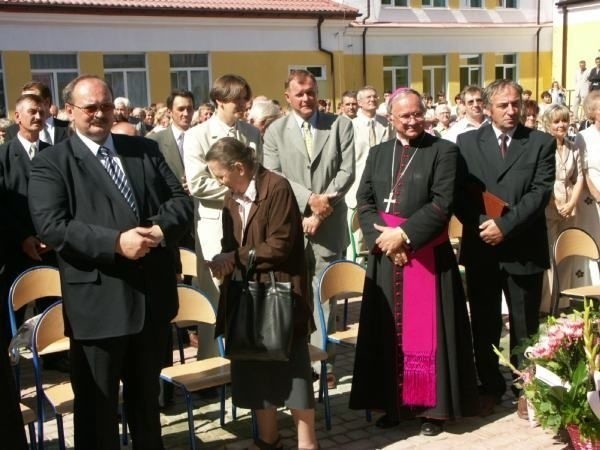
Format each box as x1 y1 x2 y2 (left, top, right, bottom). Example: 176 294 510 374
148 127 185 181
0 138 52 270
263 111 355 254
5 117 70 144
347 113 393 208
589 67 600 91
217 166 313 338
455 123 556 275
28 133 193 340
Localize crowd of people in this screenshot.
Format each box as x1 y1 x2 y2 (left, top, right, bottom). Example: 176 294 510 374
0 64 599 450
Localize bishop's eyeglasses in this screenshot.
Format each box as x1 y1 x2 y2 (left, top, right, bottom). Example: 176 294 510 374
69 102 115 116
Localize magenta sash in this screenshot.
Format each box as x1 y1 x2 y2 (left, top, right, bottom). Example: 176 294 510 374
379 212 448 407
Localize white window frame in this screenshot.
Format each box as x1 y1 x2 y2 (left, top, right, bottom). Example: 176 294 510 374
497 0 518 8
422 55 447 100
289 65 327 81
422 0 447 7
169 53 211 104
381 0 409 6
459 54 482 89
104 54 149 108
383 55 410 93
30 53 79 107
495 53 518 80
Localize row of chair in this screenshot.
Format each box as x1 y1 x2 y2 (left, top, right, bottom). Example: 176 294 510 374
8 250 368 450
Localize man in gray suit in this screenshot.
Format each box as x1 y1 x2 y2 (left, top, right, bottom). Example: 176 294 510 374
263 69 354 387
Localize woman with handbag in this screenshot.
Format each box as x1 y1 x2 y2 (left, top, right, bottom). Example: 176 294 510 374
206 137 318 450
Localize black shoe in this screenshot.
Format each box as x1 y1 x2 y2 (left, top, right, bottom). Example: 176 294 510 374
375 414 400 429
420 418 444 436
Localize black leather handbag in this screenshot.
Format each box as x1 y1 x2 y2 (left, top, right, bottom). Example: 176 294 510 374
225 249 294 361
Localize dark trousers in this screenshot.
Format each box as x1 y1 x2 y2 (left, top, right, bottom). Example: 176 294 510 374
466 263 543 398
70 320 169 450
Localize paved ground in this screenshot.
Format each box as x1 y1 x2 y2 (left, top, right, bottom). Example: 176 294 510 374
20 298 570 450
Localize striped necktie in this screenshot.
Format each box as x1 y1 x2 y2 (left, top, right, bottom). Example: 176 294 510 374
97 146 138 217
28 143 37 160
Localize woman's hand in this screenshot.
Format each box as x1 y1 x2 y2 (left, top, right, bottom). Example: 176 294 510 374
557 201 575 218
207 251 236 279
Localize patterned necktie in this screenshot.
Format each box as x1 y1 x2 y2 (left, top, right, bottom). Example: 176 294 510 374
227 127 237 139
97 146 138 217
177 133 184 159
499 134 508 159
368 119 376 147
302 121 313 160
28 143 37 160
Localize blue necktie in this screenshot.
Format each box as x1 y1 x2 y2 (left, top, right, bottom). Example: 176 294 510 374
97 146 138 217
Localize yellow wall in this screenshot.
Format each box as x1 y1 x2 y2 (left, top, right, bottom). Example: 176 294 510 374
4 52 31 117
79 52 103 78
410 54 423 94
448 0 460 9
147 52 171 104
519 51 552 100
485 0 496 9
447 53 460 100
555 21 600 93
211 51 334 107
482 52 496 86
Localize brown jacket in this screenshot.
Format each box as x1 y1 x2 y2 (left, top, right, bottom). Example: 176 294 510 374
216 165 314 338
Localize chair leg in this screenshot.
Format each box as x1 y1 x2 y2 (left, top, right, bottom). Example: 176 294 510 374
342 298 349 330
27 422 36 450
219 385 226 427
321 371 331 431
251 410 258 440
183 390 197 450
121 403 129 445
56 415 66 450
176 328 186 364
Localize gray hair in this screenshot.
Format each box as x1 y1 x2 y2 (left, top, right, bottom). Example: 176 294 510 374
247 100 281 123
114 97 131 109
206 137 256 170
483 79 523 108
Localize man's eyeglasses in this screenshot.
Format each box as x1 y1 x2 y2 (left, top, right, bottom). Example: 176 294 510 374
466 99 483 105
69 103 115 116
393 111 425 123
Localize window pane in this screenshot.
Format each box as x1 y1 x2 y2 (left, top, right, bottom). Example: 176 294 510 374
57 72 78 107
171 70 189 90
434 0 446 5
395 69 409 88
105 72 125 98
32 73 54 93
507 0 517 6
104 54 145 69
505 67 515 80
170 54 208 68
31 54 77 70
495 67 504 80
460 67 469 90
422 0 431 4
190 70 210 104
503 54 515 64
470 68 480 86
384 70 393 93
382 0 391 4
423 55 445 66
383 55 408 67
395 0 408 4
0 76 6 116
126 71 148 107
470 0 482 6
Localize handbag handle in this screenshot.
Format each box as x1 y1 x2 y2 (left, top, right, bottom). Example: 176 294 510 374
244 248 277 286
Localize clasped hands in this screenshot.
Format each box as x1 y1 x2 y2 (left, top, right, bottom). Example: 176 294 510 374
116 225 164 260
479 219 504 246
206 252 236 279
373 223 410 267
303 192 337 236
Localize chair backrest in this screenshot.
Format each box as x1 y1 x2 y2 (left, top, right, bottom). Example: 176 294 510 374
33 301 69 358
179 247 197 278
554 227 600 267
172 284 216 326
318 260 366 305
9 266 62 336
448 215 463 240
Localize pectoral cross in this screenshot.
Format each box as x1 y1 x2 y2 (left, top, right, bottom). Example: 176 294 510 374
383 192 396 213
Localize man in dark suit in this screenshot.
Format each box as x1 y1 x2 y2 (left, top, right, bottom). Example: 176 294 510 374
0 93 54 339
455 79 555 416
588 57 600 92
28 75 193 449
5 81 70 145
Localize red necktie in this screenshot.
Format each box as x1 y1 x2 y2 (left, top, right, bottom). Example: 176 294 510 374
499 134 508 159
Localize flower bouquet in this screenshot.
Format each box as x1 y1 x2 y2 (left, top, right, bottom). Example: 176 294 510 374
497 299 600 448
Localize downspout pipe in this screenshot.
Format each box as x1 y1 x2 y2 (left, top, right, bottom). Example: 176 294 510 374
561 5 568 88
318 16 336 106
362 0 371 86
535 0 541 100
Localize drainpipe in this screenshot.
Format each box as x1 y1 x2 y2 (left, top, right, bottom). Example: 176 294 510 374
318 16 336 106
561 4 568 88
534 0 541 99
362 0 372 86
